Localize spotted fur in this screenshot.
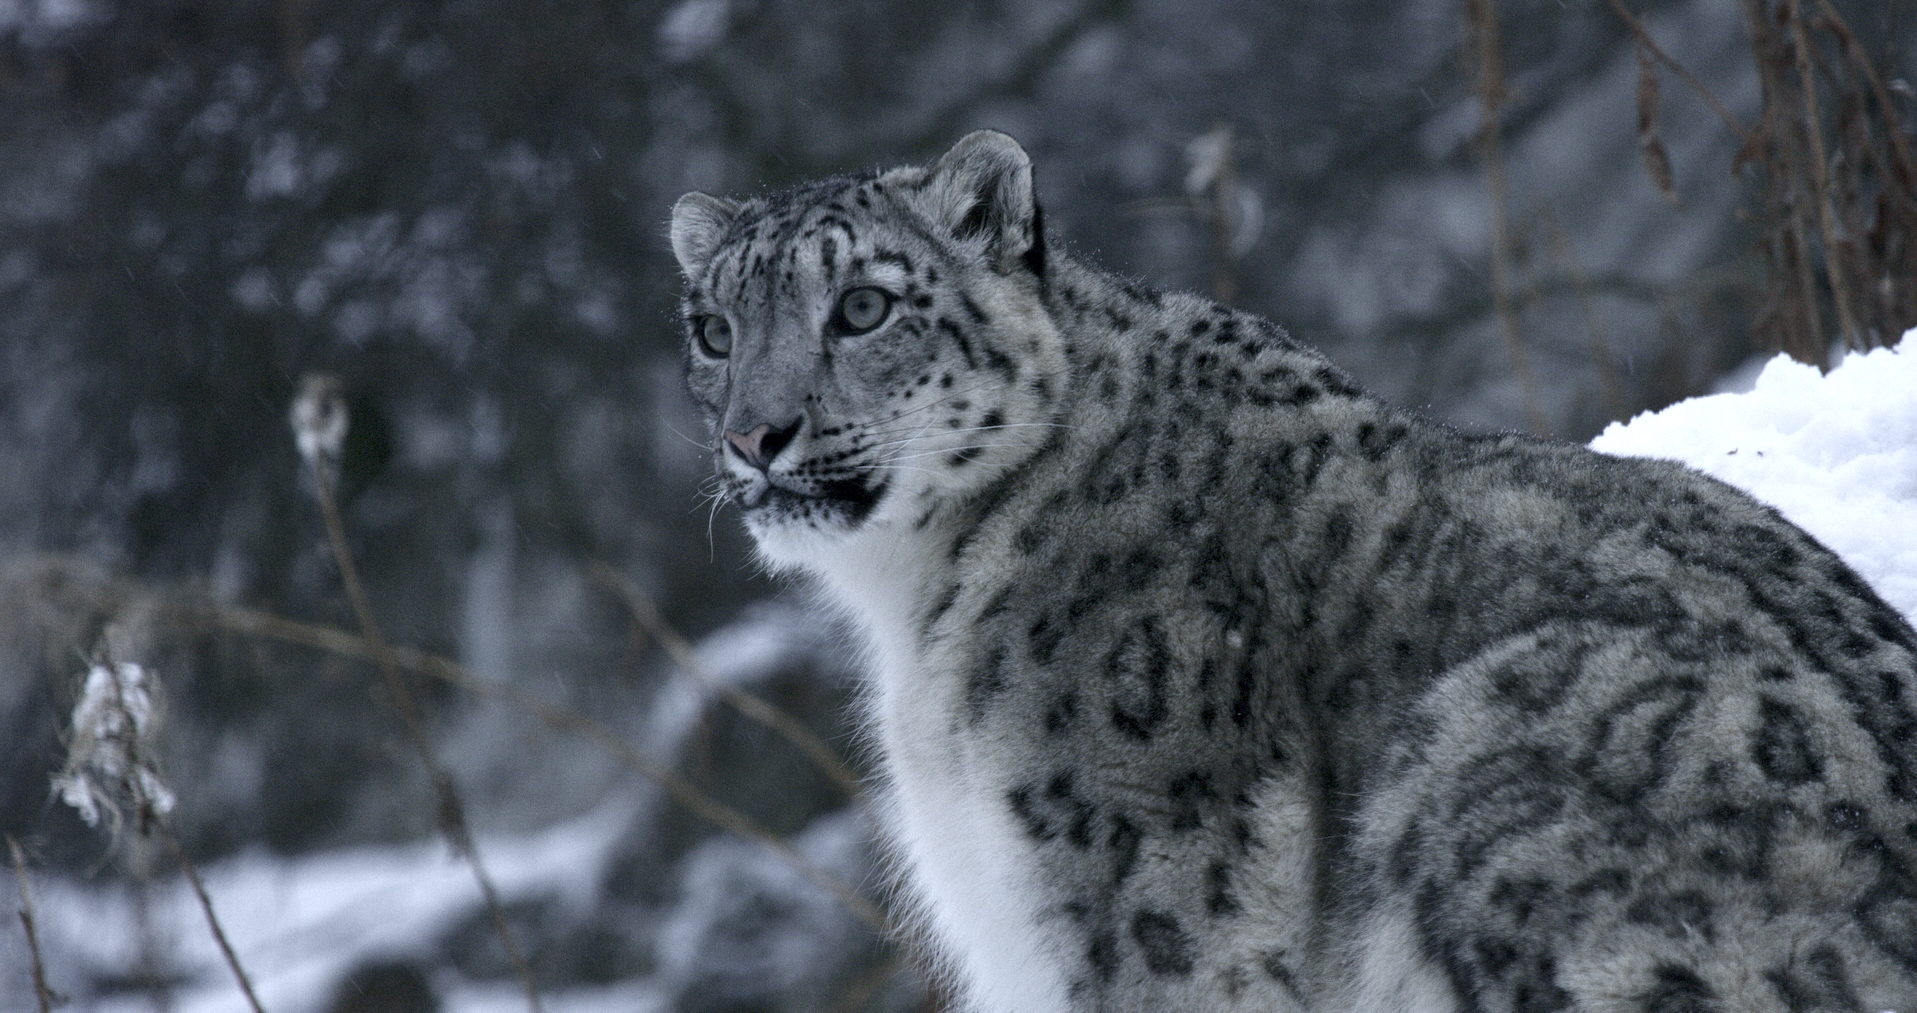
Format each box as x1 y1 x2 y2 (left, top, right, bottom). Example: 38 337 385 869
672 131 1917 1013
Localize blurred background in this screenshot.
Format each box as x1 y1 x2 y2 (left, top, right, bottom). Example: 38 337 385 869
0 0 1911 1010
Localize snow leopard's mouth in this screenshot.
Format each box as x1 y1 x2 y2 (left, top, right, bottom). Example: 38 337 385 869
739 476 889 528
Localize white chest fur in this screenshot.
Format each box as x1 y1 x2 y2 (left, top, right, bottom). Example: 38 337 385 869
802 524 1073 1013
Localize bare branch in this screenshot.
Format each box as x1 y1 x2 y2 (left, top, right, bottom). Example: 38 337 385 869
1605 0 1758 148
155 822 267 1013
9 837 56 1013
1784 0 1863 352
1464 0 1548 434
592 562 864 799
1634 41 1681 205
295 392 545 1013
189 602 895 935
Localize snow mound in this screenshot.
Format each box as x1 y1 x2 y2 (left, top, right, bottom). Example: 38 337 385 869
1590 333 1917 623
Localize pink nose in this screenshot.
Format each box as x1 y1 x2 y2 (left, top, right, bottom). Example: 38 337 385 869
724 419 799 471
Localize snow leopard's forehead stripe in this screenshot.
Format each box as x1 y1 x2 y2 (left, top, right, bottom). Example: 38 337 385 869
690 173 966 310
695 176 868 294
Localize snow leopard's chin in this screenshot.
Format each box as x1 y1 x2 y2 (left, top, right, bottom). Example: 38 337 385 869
733 484 891 568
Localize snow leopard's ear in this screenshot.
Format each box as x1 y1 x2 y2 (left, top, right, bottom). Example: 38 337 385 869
670 192 741 280
917 130 1044 276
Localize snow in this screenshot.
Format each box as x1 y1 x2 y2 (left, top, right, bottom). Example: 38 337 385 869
1591 332 1917 623
31 798 636 1013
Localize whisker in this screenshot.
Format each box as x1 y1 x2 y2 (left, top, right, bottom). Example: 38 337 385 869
663 421 717 452
882 445 1009 464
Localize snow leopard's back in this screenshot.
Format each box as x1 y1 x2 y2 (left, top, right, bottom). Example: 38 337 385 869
672 131 1917 1012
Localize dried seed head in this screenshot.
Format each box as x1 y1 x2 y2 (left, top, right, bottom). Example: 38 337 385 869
1184 126 1232 198
52 661 174 832
290 372 348 472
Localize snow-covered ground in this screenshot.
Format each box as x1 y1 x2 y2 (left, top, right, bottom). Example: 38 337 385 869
35 801 636 1013
1591 332 1917 623
10 333 1914 1013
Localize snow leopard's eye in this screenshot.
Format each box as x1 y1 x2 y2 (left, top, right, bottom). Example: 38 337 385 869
834 287 891 335
694 315 732 358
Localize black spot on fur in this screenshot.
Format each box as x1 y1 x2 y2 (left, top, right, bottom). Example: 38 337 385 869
1766 945 1862 1012
1087 928 1120 982
1048 773 1096 847
1857 878 1917 966
1261 953 1304 1002
1311 365 1364 398
1579 676 1705 804
1206 860 1238 915
1168 772 1216 831
1752 697 1823 785
1231 660 1257 727
1029 614 1063 665
1116 548 1156 592
1106 618 1172 740
1511 955 1575 1013
1045 691 1079 733
1642 965 1717 1013
925 583 960 628
966 647 1008 723
1109 817 1141 883
1487 877 1554 924
1130 910 1194 976
1008 783 1053 842
936 317 978 368
1450 747 1573 875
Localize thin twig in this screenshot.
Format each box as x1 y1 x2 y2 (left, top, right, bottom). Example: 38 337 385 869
187 602 894 934
1540 211 1630 421
1604 0 1758 148
307 462 545 1013
8 837 55 1013
591 562 864 798
1741 0 1827 363
154 821 267 1013
1465 0 1548 434
1814 0 1917 184
1785 0 1863 353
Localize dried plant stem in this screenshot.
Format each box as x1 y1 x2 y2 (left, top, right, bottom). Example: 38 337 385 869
9 837 55 1013
1604 0 1758 148
1202 126 1239 303
592 562 864 798
152 822 267 1013
1814 0 1917 181
193 601 894 935
1541 213 1629 421
1784 0 1862 352
1465 0 1548 434
307 464 545 1013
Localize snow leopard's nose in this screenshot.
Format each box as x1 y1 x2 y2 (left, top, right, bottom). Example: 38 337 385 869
724 418 801 472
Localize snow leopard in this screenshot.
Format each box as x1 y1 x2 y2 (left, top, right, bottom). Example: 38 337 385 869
671 131 1917 1013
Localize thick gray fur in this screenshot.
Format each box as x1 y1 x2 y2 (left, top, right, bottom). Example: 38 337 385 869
673 131 1917 1013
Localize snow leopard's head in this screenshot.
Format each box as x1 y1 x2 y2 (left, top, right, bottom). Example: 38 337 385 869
671 131 1064 569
